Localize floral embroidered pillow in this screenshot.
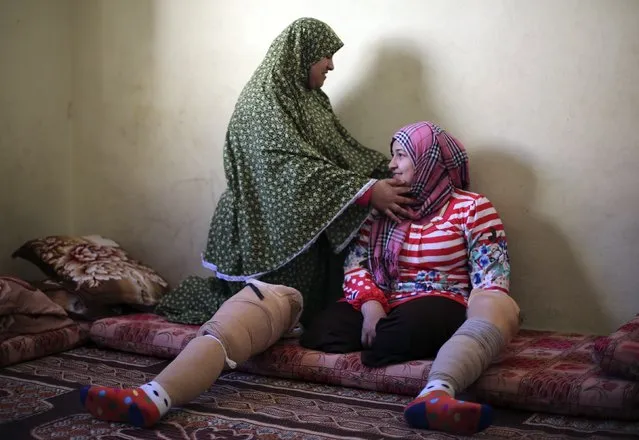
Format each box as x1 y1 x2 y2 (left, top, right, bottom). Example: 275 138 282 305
13 235 169 307
593 314 639 380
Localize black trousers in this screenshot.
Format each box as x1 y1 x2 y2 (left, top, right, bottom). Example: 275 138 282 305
300 296 466 368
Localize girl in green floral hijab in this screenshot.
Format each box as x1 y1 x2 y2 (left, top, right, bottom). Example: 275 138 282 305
157 17 414 326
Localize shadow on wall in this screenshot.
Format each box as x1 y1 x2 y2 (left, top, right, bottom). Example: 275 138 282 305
471 150 610 333
334 39 439 152
331 38 609 333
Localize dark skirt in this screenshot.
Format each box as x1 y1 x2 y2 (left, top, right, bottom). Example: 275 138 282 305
300 295 466 367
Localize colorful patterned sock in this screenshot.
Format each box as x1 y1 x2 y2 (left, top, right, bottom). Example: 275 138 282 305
80 381 171 427
403 390 493 435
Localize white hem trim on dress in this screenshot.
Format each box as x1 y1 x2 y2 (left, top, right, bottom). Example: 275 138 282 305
202 178 377 282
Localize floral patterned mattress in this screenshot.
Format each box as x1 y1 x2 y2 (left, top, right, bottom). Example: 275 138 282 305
89 313 639 420
0 322 90 367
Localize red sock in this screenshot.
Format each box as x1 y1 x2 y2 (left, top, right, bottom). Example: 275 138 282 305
403 390 493 435
80 385 162 427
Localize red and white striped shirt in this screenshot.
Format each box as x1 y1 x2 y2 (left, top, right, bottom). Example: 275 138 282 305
343 189 510 313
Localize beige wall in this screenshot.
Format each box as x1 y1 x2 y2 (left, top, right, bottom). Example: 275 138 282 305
5 0 639 334
0 0 73 278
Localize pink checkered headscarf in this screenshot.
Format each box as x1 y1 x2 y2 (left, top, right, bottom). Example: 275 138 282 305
369 121 469 289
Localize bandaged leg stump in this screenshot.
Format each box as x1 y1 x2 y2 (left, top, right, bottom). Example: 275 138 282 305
81 280 303 427
404 289 520 435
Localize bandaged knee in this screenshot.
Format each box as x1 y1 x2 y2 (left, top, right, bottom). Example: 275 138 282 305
196 279 303 368
466 289 520 342
428 290 520 392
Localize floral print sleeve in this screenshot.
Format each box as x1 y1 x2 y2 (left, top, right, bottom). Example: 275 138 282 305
342 218 391 313
465 196 511 293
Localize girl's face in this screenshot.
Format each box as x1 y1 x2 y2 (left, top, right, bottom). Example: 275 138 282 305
389 140 415 185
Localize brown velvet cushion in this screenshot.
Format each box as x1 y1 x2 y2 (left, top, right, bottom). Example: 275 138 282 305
13 235 168 306
0 277 74 343
31 279 127 321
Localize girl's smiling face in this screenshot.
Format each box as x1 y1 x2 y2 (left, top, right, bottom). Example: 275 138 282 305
389 140 415 185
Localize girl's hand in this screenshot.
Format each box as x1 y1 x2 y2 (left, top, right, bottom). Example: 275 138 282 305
360 300 387 347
